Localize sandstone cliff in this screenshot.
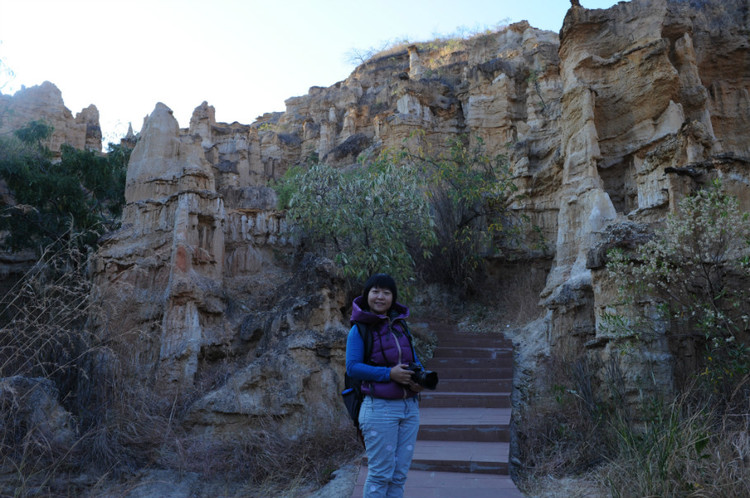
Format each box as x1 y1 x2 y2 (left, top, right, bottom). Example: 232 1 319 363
545 0 750 397
0 81 102 155
7 0 748 446
90 19 568 436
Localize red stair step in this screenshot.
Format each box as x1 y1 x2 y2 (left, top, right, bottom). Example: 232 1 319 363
433 366 513 379
437 378 512 392
420 391 511 408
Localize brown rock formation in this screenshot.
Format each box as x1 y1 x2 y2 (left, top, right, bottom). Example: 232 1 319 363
89 0 750 438
0 81 102 155
549 0 750 393
94 103 227 391
91 103 340 434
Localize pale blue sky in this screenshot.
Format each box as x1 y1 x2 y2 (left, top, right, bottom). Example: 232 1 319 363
0 0 617 143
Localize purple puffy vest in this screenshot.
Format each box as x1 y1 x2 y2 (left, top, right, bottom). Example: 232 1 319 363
361 320 417 400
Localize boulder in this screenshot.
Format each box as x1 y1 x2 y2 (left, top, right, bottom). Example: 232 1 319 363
0 376 75 450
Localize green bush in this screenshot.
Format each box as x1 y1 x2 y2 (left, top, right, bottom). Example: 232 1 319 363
411 135 520 292
0 120 129 253
607 181 750 398
275 157 436 292
275 137 523 294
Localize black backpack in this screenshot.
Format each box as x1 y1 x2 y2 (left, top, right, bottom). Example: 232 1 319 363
341 320 415 431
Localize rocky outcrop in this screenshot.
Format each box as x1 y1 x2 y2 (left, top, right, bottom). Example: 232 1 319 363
546 0 750 400
0 376 76 450
95 103 233 392
91 103 339 434
0 81 102 155
184 255 349 436
89 0 749 440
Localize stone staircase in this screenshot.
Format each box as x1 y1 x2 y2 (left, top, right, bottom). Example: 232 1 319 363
351 321 523 497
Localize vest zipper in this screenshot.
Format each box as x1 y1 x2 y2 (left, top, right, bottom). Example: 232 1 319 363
389 319 408 399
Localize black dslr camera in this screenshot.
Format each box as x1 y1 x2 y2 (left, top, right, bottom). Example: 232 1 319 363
407 362 438 390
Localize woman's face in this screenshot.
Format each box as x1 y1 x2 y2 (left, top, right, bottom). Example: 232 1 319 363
367 286 393 315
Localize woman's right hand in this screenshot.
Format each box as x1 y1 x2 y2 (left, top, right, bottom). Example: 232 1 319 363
389 364 413 385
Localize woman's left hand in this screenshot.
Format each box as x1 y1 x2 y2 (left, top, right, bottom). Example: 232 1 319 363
407 381 423 393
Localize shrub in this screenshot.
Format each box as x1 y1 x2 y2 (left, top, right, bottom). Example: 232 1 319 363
517 182 750 496
0 232 95 395
0 232 101 491
0 121 129 253
516 355 617 482
275 136 525 295
275 157 437 293
410 135 520 292
517 353 750 498
607 181 750 399
597 389 750 498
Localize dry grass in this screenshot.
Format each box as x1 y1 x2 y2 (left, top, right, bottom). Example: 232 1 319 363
0 236 363 496
0 243 94 393
346 21 509 71
522 475 605 498
516 349 750 498
516 355 614 482
595 389 750 498
158 418 361 494
0 234 172 494
448 262 547 334
492 262 548 327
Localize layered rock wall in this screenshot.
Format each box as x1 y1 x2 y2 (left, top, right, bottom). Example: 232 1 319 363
550 0 750 400
0 81 102 155
86 0 750 436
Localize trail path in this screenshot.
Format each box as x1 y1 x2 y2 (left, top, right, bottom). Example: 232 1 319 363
351 319 523 497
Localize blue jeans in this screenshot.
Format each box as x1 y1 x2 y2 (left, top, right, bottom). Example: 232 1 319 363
359 396 420 498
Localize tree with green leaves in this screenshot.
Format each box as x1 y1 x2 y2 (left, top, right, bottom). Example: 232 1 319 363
607 181 750 398
276 156 436 293
275 136 522 295
0 120 129 253
410 135 520 291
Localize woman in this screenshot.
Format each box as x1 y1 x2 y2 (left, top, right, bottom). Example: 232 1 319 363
346 273 423 498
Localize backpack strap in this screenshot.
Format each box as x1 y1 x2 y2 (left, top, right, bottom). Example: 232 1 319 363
394 318 420 365
354 321 373 364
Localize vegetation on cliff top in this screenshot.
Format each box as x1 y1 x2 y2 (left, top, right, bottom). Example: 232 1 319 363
345 20 511 71
0 120 129 253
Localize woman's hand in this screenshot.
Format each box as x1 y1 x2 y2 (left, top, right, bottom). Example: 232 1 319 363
390 364 424 392
389 364 414 385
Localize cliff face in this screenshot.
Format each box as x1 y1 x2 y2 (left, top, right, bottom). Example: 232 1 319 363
90 20 566 435
0 81 103 287
0 81 102 155
546 0 750 397
63 0 750 435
